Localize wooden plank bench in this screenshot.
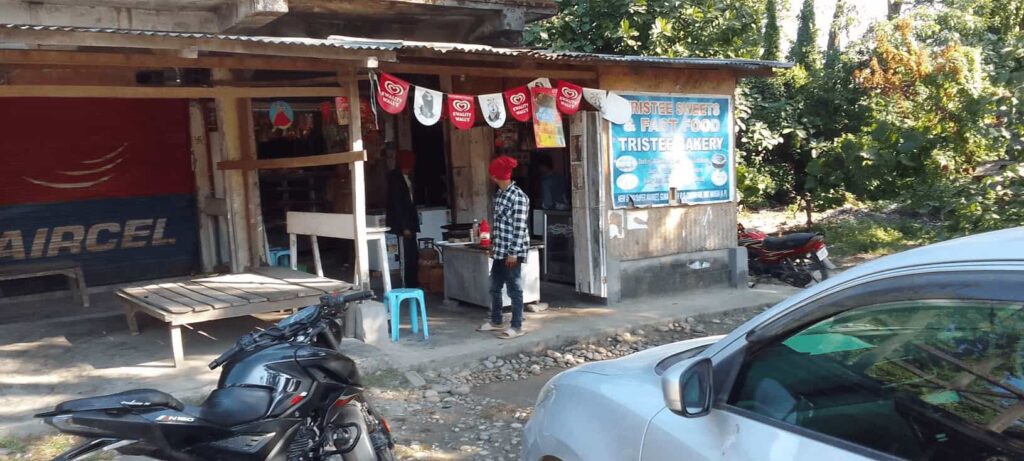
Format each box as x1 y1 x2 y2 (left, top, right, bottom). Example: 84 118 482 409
0 260 89 307
117 267 353 367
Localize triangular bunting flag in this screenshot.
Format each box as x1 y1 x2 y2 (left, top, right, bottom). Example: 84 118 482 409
602 91 632 125
413 86 443 126
504 86 531 122
478 93 507 128
447 94 476 130
583 88 607 111
376 72 411 114
556 81 584 115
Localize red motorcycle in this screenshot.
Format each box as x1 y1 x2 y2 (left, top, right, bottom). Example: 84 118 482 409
738 223 836 288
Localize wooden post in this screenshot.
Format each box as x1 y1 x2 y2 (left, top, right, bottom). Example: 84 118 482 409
346 73 370 290
215 94 251 272
213 69 265 271
189 101 217 272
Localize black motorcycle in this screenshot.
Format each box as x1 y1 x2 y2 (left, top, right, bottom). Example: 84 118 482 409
36 290 396 461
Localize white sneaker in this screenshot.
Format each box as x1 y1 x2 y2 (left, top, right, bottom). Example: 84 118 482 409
497 328 525 339
477 321 505 332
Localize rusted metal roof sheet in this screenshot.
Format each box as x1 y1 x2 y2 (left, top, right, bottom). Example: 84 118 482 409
0 24 792 71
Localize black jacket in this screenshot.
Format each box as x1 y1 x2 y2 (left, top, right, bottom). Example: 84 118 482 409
386 169 420 234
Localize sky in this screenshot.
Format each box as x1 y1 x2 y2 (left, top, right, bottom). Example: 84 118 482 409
780 0 889 52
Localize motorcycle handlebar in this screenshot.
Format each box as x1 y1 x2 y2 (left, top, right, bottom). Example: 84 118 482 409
209 343 241 370
319 289 373 308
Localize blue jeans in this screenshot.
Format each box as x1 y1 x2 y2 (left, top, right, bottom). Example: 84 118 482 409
490 258 524 329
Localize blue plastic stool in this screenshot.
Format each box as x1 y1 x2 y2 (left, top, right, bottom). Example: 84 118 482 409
383 288 429 342
268 247 291 267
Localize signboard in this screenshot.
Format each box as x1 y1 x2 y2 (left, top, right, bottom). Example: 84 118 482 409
0 98 198 285
610 93 733 208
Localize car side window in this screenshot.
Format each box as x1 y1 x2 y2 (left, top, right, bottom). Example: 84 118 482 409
727 300 1024 460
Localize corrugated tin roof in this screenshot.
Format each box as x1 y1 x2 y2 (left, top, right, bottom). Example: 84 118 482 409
328 35 791 70
0 24 792 71
0 24 395 51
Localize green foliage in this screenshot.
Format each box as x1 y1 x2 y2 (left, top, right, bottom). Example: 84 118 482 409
789 0 822 70
810 216 941 259
527 0 1024 237
762 0 782 60
524 0 767 58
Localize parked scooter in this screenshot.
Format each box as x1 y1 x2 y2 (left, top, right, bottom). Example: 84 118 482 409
738 223 837 288
37 290 396 461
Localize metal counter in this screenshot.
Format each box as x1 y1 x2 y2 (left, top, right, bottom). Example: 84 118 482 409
440 243 541 308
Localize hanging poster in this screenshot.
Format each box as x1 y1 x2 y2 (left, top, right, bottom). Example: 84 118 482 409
556 81 584 115
413 86 443 126
583 88 607 112
531 87 566 148
478 93 506 128
376 72 410 114
504 86 531 122
334 96 351 125
447 94 476 130
269 101 294 129
610 93 732 208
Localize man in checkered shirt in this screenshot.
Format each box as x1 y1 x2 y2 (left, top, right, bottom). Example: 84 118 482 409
477 155 531 339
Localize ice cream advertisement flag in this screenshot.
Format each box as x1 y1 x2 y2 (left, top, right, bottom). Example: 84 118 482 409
527 78 552 89
503 86 531 122
447 94 476 130
413 86 443 126
556 80 584 115
478 93 506 128
376 72 411 115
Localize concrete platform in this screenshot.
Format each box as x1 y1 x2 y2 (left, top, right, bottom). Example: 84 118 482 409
0 282 798 438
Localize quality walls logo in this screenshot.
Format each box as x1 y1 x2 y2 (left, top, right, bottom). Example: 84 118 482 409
23 143 129 190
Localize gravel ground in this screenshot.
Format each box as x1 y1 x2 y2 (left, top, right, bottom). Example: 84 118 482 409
365 305 769 461
1 306 769 461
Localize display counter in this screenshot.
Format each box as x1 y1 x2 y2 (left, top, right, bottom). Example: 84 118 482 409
439 243 542 308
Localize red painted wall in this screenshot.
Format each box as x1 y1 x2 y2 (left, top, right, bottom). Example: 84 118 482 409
0 98 194 206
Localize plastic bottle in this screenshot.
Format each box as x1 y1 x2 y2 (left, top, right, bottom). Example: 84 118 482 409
479 219 491 249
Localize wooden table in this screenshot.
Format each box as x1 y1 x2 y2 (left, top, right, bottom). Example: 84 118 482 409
117 267 353 367
0 260 89 307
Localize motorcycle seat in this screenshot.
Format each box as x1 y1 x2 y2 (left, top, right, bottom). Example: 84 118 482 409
55 389 184 413
762 233 820 251
196 386 272 427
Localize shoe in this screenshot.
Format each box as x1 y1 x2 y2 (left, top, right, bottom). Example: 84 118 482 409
477 321 505 332
497 328 525 339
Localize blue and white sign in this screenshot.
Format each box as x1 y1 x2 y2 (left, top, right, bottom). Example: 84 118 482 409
610 93 733 208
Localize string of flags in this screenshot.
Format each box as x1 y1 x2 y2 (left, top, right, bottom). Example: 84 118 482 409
372 71 633 131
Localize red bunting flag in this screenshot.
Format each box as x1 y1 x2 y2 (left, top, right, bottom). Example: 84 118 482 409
556 80 584 115
376 72 410 114
504 86 531 122
447 94 476 130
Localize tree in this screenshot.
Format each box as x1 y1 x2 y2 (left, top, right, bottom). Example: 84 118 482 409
762 0 782 60
789 0 822 70
523 0 767 59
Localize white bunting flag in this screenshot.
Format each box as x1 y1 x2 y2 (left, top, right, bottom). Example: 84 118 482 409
478 93 507 128
527 78 552 89
413 86 444 126
583 88 608 112
602 91 632 125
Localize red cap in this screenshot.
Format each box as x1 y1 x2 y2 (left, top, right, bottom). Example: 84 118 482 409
397 150 415 170
488 155 517 181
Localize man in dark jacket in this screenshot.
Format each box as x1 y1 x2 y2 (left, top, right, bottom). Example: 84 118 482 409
386 150 420 288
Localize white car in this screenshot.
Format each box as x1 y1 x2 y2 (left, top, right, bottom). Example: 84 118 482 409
523 227 1024 461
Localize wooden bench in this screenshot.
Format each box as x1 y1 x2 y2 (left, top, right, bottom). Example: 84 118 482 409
117 267 353 367
0 260 89 307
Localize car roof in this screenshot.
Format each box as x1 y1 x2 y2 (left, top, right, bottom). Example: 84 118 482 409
776 226 1024 309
